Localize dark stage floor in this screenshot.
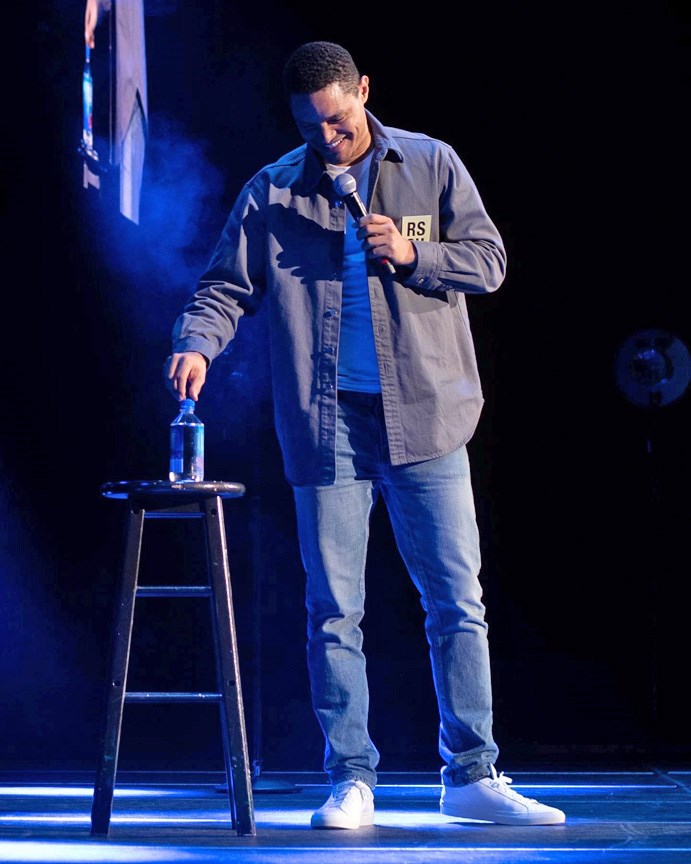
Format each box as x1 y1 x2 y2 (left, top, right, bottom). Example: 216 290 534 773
1 767 690 863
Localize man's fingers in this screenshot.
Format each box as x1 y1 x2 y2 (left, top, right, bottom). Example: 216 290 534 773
164 353 206 401
164 355 187 400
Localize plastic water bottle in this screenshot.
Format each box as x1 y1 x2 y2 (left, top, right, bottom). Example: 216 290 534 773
169 399 204 482
82 45 94 152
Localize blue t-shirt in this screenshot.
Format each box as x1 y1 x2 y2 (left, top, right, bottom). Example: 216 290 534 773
328 157 381 393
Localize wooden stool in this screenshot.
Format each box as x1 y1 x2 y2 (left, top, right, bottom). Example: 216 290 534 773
90 480 256 837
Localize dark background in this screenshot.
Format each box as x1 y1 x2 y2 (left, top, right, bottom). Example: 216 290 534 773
2 1 689 776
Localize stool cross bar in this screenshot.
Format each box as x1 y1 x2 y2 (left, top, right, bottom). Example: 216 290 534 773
90 480 256 837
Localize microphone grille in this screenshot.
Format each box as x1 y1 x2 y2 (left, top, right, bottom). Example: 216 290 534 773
333 173 357 196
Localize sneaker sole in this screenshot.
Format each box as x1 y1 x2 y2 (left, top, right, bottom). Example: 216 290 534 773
311 810 375 829
440 803 565 826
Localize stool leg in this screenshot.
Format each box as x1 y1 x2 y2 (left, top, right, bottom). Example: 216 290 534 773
204 495 256 837
91 502 145 836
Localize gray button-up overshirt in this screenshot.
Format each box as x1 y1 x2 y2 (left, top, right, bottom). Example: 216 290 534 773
172 111 507 486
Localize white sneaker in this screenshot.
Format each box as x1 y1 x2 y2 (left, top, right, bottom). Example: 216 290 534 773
440 766 566 825
311 780 375 829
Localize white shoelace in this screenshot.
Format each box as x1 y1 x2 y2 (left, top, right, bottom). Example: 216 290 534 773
487 765 539 804
330 781 359 806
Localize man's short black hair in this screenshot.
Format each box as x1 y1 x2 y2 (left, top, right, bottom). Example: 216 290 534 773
283 41 361 97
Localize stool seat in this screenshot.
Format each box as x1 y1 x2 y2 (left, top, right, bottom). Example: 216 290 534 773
91 479 256 837
101 479 246 499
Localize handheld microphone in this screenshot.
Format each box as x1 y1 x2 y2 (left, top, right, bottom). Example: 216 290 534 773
333 173 396 275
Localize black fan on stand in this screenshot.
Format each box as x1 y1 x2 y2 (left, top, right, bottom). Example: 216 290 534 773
615 329 690 413
614 328 690 738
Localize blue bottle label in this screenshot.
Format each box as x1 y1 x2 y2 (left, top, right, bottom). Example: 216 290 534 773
169 425 204 482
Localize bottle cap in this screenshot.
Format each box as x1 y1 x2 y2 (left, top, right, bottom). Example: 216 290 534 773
180 398 196 410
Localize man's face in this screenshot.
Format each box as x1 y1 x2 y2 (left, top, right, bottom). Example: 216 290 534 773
290 77 371 166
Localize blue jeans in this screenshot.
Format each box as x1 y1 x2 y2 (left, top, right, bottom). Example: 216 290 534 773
292 390 499 789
